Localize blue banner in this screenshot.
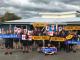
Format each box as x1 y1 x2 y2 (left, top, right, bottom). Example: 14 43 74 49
0 34 20 38
65 40 80 45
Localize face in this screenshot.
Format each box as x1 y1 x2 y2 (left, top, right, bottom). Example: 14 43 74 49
48 44 51 47
9 30 12 33
7 30 9 33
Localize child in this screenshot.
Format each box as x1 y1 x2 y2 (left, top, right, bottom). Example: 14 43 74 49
22 33 28 53
4 30 13 55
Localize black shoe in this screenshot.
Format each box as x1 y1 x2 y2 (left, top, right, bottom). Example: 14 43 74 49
23 51 25 53
38 51 42 53
4 52 8 55
9 52 12 55
73 50 76 53
25 51 29 53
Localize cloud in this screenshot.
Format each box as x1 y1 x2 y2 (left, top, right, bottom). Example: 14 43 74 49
0 0 80 18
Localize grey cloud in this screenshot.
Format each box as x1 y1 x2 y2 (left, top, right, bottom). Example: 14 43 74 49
0 0 80 18
30 0 51 4
31 0 80 5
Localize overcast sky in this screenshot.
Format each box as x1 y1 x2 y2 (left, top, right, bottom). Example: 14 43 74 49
0 0 80 18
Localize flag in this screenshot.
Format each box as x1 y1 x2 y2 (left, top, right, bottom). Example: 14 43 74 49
51 25 54 30
58 26 63 32
46 26 49 31
48 31 54 36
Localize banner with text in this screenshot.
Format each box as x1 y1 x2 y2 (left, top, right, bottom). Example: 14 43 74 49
0 34 19 38
64 26 80 30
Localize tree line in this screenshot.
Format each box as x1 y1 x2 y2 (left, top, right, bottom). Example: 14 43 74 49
0 12 21 22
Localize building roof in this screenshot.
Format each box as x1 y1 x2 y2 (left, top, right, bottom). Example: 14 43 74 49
4 17 80 24
39 11 77 15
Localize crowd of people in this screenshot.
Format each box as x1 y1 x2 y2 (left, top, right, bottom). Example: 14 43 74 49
0 25 79 55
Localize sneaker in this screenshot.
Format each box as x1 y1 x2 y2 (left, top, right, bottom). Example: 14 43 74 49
9 52 12 55
4 52 8 55
26 51 29 53
38 51 42 53
23 51 25 53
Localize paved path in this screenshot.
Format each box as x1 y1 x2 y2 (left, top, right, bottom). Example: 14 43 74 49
0 49 80 60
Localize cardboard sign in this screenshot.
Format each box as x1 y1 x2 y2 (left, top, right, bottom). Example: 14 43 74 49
32 34 74 41
41 36 50 40
64 26 80 30
66 34 74 40
32 36 42 40
33 23 47 27
32 36 50 40
50 37 66 41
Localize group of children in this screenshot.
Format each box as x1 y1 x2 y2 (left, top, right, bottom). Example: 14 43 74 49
4 26 34 55
1 26 78 55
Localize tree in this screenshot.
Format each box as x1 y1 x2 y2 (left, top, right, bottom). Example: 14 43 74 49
0 12 21 22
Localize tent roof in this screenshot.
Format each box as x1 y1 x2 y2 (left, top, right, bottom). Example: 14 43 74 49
4 17 80 24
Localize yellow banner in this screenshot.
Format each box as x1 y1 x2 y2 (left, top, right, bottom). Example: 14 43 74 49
33 22 47 27
32 36 42 40
66 34 74 40
41 36 50 40
32 36 50 40
50 37 66 41
64 26 80 30
32 34 74 41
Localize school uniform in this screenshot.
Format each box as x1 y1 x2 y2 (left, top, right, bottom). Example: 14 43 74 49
5 38 13 49
22 34 28 46
27 35 33 46
14 27 21 43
